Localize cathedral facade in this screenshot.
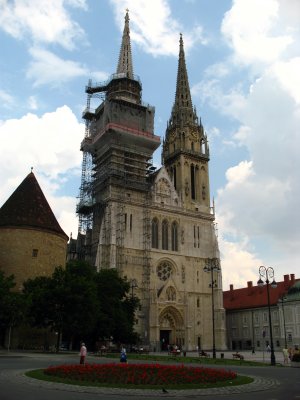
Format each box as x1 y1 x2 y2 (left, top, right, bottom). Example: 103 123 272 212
76 12 226 351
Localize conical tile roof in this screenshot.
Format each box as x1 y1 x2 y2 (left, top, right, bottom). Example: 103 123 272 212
0 172 68 239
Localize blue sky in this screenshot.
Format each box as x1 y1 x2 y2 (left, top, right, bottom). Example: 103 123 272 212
0 0 299 289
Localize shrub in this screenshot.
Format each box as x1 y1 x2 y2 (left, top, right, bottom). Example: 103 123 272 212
44 363 237 385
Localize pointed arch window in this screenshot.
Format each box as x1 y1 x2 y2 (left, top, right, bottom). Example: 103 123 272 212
151 218 159 249
201 139 206 154
191 164 196 200
171 221 178 251
162 219 169 250
173 166 177 190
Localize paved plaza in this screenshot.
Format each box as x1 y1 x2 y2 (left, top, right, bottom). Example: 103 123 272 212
0 350 299 400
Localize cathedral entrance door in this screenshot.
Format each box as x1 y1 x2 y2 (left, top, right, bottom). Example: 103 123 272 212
160 330 170 351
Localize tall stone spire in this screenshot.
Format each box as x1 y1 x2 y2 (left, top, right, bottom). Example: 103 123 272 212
116 9 133 78
162 33 210 210
170 34 194 126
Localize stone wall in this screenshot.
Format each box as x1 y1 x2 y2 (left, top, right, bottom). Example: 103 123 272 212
0 227 67 290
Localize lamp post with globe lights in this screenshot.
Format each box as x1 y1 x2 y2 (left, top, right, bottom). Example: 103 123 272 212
280 296 288 349
257 266 277 366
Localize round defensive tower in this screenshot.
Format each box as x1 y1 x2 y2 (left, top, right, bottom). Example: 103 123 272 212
0 171 68 291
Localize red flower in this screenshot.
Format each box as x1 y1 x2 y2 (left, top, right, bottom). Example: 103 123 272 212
44 363 236 385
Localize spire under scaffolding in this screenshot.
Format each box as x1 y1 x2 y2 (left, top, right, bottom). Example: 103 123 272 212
117 10 134 78
76 10 159 262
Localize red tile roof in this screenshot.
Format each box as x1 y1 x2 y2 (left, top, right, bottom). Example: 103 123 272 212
0 172 68 239
223 274 299 310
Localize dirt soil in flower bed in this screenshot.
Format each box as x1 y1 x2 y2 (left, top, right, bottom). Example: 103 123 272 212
39 363 241 388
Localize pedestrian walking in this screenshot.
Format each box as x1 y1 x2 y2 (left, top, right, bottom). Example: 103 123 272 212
79 342 87 365
283 348 289 364
120 346 127 363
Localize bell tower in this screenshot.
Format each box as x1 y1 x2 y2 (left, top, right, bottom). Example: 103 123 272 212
78 10 160 265
162 34 210 212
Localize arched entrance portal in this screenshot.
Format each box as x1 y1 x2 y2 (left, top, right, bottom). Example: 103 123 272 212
159 306 184 351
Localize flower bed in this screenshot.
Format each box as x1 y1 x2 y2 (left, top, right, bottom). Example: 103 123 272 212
44 363 237 386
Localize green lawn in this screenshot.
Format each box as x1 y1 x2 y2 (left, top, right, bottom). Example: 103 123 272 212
104 352 269 366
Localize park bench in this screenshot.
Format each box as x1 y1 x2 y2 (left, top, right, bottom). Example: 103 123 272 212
169 349 181 356
232 352 244 360
199 351 210 358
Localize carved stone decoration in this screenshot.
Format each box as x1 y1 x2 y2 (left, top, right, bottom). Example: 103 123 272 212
157 261 173 281
185 179 189 196
157 178 171 197
202 184 206 200
181 265 185 283
166 286 176 301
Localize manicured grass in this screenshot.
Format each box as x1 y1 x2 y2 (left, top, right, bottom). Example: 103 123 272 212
26 366 253 390
104 352 268 366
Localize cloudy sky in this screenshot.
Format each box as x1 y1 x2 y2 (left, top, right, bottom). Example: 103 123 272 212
0 0 299 289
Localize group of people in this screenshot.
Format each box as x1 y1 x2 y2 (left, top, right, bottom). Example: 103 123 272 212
283 345 299 364
78 341 298 366
79 342 128 364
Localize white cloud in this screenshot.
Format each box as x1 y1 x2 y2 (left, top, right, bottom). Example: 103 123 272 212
221 0 293 65
192 78 247 120
27 47 88 87
216 73 300 286
200 0 300 287
0 90 14 108
224 161 254 189
48 195 79 238
109 0 207 56
272 57 300 104
0 106 83 236
27 96 38 110
0 0 87 50
219 235 262 290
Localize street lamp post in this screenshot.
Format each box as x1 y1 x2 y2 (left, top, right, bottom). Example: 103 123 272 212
204 258 220 359
280 296 287 349
129 279 138 351
257 266 277 366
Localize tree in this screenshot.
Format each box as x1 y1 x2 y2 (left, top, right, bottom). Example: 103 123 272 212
0 272 16 325
0 272 25 347
23 261 99 350
94 269 139 344
59 261 99 347
23 262 140 350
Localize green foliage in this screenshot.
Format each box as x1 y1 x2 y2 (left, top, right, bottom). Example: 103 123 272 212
22 262 139 348
94 269 140 343
0 271 25 328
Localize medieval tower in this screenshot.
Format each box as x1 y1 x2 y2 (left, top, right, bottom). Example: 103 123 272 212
75 11 226 351
0 171 68 291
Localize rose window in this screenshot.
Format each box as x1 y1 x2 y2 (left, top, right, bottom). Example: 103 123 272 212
157 262 172 281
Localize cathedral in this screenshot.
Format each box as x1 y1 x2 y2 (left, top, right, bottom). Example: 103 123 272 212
74 11 226 351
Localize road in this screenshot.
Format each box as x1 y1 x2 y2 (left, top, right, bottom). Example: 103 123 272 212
0 351 299 400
